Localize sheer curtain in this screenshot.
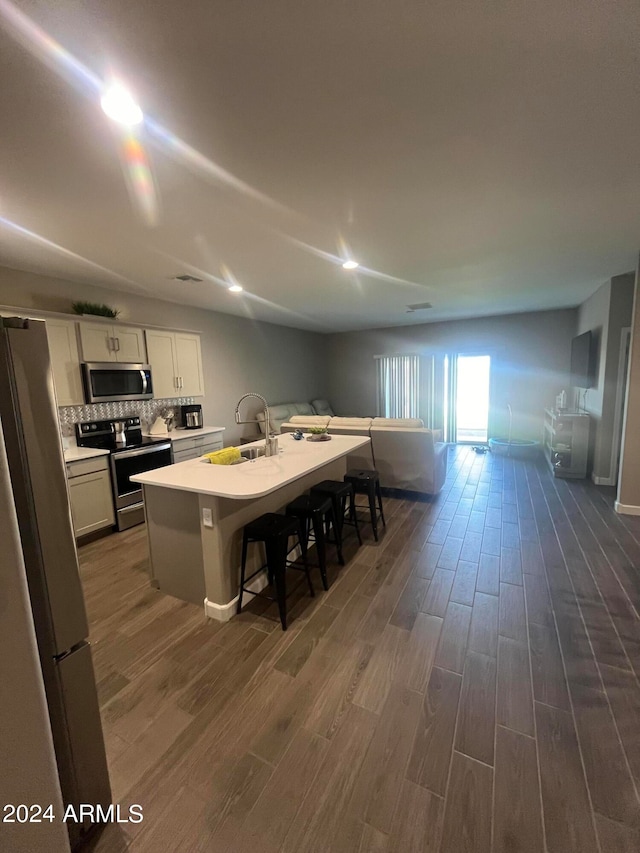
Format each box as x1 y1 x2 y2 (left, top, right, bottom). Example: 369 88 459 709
375 354 420 418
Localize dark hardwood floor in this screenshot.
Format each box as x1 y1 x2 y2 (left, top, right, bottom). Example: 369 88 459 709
80 447 640 853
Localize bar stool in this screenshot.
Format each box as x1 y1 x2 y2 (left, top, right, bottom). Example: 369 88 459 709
344 469 386 541
310 480 362 547
237 513 313 631
286 493 343 590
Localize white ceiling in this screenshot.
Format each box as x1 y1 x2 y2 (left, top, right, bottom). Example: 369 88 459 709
0 0 639 332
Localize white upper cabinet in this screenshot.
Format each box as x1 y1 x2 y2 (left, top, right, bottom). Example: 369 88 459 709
175 333 204 397
145 330 204 399
145 330 178 399
79 322 146 363
46 319 84 406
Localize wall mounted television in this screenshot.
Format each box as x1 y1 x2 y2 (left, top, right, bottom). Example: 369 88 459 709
570 330 595 388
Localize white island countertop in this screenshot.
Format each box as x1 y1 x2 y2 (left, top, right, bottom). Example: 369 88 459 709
142 426 225 441
131 434 370 500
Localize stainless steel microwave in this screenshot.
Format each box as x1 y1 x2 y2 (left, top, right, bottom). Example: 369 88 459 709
81 363 153 403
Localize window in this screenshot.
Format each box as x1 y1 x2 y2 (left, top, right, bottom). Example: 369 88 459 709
375 354 420 418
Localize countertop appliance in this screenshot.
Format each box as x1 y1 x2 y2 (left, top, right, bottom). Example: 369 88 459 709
180 403 203 430
81 361 153 403
0 317 111 848
76 417 172 531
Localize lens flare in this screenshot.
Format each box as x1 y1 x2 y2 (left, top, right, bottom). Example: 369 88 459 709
0 215 150 293
342 259 359 270
101 84 143 125
118 130 160 226
0 0 101 97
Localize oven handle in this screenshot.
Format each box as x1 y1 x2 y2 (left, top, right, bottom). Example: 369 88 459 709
140 369 148 395
113 442 171 460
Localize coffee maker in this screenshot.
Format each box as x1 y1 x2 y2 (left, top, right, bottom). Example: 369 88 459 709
180 403 203 430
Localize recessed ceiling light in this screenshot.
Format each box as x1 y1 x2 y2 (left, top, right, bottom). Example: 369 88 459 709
229 284 243 293
342 260 359 270
101 84 143 125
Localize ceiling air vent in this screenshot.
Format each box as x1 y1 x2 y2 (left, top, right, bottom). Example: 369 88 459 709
405 301 432 313
173 274 203 283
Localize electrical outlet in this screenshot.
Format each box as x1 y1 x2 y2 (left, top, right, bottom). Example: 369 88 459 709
202 507 213 528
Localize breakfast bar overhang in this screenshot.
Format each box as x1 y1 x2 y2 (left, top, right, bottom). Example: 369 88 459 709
131 434 370 620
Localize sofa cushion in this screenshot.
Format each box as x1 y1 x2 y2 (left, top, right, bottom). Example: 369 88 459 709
329 417 373 428
371 417 425 428
256 402 315 433
311 398 335 417
288 415 331 426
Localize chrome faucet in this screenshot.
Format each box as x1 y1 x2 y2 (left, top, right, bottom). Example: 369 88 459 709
234 392 278 457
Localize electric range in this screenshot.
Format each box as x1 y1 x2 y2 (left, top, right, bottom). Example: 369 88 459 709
76 417 173 531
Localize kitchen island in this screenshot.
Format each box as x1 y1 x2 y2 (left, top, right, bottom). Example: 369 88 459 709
131 434 370 620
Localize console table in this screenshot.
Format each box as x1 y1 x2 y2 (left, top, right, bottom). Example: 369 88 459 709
542 409 590 479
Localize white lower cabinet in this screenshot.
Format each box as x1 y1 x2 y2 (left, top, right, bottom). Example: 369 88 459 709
66 457 114 537
171 434 223 463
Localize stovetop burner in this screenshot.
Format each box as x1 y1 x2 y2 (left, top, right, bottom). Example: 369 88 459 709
76 417 171 453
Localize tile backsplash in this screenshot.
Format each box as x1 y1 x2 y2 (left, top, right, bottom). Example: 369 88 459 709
58 397 196 435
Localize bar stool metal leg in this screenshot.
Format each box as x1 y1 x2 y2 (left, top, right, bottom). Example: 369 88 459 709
296 519 315 598
311 512 329 589
330 502 345 565
376 480 386 529
368 486 379 541
237 531 249 615
348 492 363 545
270 538 287 630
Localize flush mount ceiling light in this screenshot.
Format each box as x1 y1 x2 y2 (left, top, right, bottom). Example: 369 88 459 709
229 284 243 293
342 260 359 270
100 84 143 125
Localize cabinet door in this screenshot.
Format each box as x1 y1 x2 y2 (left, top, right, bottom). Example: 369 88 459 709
145 330 178 398
175 333 204 397
68 470 115 537
46 320 84 406
79 322 116 362
114 327 146 363
172 448 198 463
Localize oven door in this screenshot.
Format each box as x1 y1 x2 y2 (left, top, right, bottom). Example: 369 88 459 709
110 443 173 510
82 363 154 403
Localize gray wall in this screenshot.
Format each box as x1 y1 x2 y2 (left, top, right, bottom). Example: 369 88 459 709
0 266 327 443
325 308 578 442
0 425 70 853
576 273 635 481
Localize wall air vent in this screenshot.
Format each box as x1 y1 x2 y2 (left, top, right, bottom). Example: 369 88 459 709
173 274 203 283
405 301 432 313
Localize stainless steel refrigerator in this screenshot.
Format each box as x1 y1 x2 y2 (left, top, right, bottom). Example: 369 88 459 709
0 317 111 848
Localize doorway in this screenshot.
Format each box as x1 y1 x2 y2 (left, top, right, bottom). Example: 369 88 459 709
455 354 491 443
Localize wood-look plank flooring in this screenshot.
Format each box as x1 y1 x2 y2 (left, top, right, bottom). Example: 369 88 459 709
81 447 640 853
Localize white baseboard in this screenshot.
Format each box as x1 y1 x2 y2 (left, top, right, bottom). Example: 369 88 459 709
203 571 269 622
614 501 640 516
592 474 617 486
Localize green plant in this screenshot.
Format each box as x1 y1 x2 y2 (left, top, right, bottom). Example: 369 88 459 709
309 426 328 434
72 301 120 319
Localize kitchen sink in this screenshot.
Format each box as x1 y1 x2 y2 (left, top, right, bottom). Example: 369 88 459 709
239 446 266 460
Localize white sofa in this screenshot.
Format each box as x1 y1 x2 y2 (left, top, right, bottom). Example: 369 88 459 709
281 415 448 495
